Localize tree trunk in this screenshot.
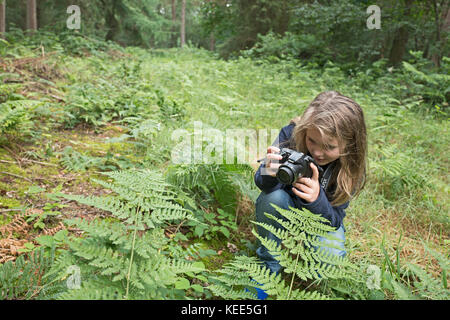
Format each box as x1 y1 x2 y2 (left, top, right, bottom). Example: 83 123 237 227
171 0 177 47
210 32 215 51
0 0 5 38
26 0 37 31
172 0 176 22
105 0 119 42
388 0 414 66
180 0 186 47
431 0 450 68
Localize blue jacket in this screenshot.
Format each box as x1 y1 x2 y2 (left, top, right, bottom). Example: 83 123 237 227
254 123 348 228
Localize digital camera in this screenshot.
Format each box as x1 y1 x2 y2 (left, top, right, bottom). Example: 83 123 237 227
276 148 322 185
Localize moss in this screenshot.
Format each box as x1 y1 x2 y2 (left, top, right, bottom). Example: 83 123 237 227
0 214 11 227
0 162 27 177
0 196 22 209
26 164 59 179
0 181 10 192
190 239 236 272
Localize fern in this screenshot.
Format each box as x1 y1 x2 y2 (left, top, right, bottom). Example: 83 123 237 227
0 247 55 300
0 99 42 136
210 205 360 300
401 61 449 109
41 169 205 300
60 146 103 172
406 245 449 300
60 146 134 172
370 144 430 199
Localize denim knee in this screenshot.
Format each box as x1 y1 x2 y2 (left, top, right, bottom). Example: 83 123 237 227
314 225 347 258
255 189 294 221
255 189 295 275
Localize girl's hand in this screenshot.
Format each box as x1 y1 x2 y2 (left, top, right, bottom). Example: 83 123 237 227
265 146 282 177
292 162 320 203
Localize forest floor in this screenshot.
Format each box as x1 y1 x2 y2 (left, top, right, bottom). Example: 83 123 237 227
0 39 448 298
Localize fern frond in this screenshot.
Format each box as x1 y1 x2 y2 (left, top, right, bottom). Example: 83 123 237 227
42 169 207 299
56 281 124 300
101 169 175 195
407 263 449 300
212 204 359 300
0 247 55 300
211 255 331 300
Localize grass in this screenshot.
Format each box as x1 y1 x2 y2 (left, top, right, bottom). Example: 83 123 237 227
0 36 448 299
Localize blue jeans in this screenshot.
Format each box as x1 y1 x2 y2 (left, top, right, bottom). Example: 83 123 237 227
255 189 346 274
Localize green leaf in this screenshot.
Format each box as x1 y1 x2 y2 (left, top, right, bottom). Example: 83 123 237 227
54 229 69 241
35 235 54 247
192 261 206 271
26 186 46 194
175 278 190 290
34 221 45 229
196 275 208 282
191 284 204 293
219 226 230 238
24 242 35 250
194 224 206 237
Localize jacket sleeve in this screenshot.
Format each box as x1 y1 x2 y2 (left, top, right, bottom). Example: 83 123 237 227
254 124 294 193
294 187 348 229
254 163 281 193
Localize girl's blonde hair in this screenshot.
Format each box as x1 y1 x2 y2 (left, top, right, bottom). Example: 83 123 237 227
289 91 367 206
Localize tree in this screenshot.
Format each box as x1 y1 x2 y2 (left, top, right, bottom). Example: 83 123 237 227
388 0 414 66
102 0 120 41
26 0 37 31
0 0 5 37
430 0 450 68
180 0 186 47
201 0 292 59
171 0 177 46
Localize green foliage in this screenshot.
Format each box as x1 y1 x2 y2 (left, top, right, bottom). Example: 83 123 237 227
60 146 133 172
243 31 329 63
0 29 447 301
59 32 121 57
377 236 449 300
405 245 449 300
399 54 449 112
166 163 258 241
201 0 290 59
0 248 56 300
60 146 105 172
0 99 42 140
156 90 186 123
4 0 177 48
40 169 207 299
167 164 238 213
289 0 375 67
25 202 67 230
370 143 431 201
210 205 361 300
62 57 168 129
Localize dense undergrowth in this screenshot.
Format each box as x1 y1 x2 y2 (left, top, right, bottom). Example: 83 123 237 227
0 31 448 300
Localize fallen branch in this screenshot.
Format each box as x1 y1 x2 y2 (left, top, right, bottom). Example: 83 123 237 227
0 171 33 182
21 158 58 167
0 158 58 167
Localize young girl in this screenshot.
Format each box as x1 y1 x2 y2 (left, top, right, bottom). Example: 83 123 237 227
254 90 367 276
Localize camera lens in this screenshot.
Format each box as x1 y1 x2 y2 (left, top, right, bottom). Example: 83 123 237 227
277 166 295 185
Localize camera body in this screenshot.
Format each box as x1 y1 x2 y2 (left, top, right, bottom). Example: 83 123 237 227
276 148 322 185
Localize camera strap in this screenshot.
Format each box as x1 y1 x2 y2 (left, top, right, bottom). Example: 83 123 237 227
319 161 336 191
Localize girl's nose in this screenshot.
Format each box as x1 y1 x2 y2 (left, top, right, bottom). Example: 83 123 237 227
312 149 324 158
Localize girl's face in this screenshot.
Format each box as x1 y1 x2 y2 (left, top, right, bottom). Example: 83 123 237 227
305 128 341 166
